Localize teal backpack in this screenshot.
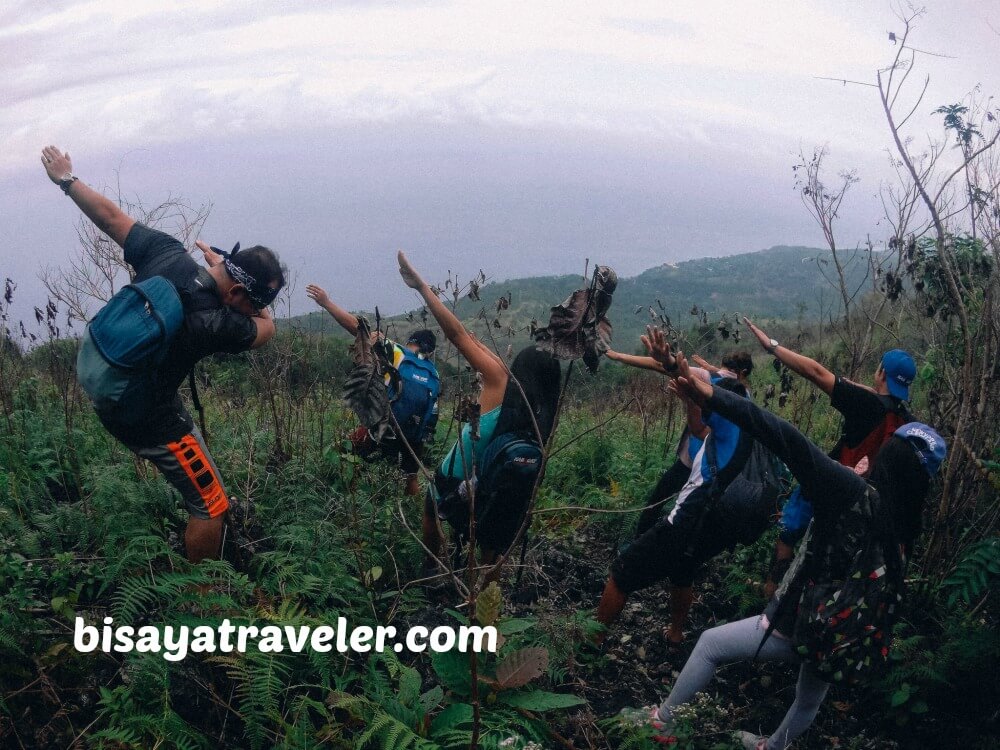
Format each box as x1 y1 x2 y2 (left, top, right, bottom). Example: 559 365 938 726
76 276 185 425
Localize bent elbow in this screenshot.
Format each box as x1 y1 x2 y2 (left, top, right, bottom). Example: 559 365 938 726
251 319 276 349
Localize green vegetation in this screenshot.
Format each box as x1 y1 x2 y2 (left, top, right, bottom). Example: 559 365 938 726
1 258 997 747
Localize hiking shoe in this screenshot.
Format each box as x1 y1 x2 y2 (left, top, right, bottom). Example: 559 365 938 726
735 730 767 750
617 706 677 744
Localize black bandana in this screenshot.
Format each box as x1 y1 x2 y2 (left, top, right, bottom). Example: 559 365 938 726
212 242 280 309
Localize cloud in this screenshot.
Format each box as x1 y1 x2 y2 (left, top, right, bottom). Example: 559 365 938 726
2 0 997 321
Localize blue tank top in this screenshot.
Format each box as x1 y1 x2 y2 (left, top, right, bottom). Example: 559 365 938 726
440 405 503 479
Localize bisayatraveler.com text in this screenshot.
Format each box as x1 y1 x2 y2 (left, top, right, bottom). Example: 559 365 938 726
74 617 498 661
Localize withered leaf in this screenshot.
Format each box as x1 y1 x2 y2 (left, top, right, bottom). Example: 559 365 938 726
456 397 481 441
534 265 617 372
495 647 548 689
342 317 395 442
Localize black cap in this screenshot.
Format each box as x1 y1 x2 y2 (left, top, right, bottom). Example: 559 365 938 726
406 329 436 354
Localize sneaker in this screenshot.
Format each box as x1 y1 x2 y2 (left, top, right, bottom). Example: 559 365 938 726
735 730 767 750
617 706 677 744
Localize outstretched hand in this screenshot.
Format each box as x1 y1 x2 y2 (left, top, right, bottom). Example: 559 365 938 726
397 251 424 290
195 240 224 268
305 284 330 307
40 145 72 184
640 325 677 372
743 316 772 352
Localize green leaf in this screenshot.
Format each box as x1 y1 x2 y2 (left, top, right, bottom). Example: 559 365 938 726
418 686 444 716
498 690 587 712
891 688 910 707
398 665 421 707
498 618 534 635
430 702 473 735
431 649 471 696
910 700 929 714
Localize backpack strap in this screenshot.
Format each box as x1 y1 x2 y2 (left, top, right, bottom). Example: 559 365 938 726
683 433 725 560
188 368 209 441
182 268 221 440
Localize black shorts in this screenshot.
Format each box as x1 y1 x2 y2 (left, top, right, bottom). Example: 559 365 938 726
612 518 700 592
612 514 741 594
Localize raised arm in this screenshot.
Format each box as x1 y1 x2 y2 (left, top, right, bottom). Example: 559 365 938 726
683 395 709 440
609 341 713 382
666 358 862 511
41 146 135 248
744 317 835 395
305 284 360 336
397 251 507 406
605 349 667 373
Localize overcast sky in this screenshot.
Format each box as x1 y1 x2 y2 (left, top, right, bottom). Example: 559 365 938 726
2 0 998 325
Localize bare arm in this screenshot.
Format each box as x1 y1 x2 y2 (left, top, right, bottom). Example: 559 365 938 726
41 146 135 248
743 316 835 395
305 284 360 335
250 306 275 349
398 251 507 407
196 240 224 268
612 340 713 382
691 354 720 374
684 396 709 439
605 348 666 373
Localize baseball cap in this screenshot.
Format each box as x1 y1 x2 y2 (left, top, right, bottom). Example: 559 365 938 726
881 349 916 401
894 422 946 477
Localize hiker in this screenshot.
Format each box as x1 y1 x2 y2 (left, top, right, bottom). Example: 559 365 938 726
597 344 777 646
743 318 915 597
305 283 439 497
636 328 943 750
396 252 560 576
605 348 754 537
42 145 285 563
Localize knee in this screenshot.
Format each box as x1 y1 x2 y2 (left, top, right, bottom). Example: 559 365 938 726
691 624 725 659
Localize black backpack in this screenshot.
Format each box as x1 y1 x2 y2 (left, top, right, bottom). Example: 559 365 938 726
435 430 543 555
712 440 788 545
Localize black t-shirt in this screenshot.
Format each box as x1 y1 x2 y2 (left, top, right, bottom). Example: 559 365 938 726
829 376 907 451
98 223 256 447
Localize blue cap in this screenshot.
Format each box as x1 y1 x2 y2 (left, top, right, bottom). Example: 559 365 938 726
894 422 946 477
881 349 916 401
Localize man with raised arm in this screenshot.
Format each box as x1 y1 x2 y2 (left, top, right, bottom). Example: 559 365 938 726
742 317 915 595
605 348 754 537
597 341 772 646
41 145 286 563
306 283 439 497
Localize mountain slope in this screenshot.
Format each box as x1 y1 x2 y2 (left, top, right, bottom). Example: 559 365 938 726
286 245 869 347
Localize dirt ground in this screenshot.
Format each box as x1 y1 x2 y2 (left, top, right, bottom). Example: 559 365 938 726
501 525 934 749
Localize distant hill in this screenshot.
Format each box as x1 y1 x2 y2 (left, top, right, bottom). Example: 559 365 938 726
285 245 869 349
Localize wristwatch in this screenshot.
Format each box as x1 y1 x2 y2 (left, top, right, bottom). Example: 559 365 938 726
58 173 78 195
767 338 779 354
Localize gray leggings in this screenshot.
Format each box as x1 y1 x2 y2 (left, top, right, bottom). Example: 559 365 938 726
657 616 829 750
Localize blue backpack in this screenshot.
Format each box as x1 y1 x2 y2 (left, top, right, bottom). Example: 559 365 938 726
388 349 440 444
473 431 543 552
76 276 185 425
